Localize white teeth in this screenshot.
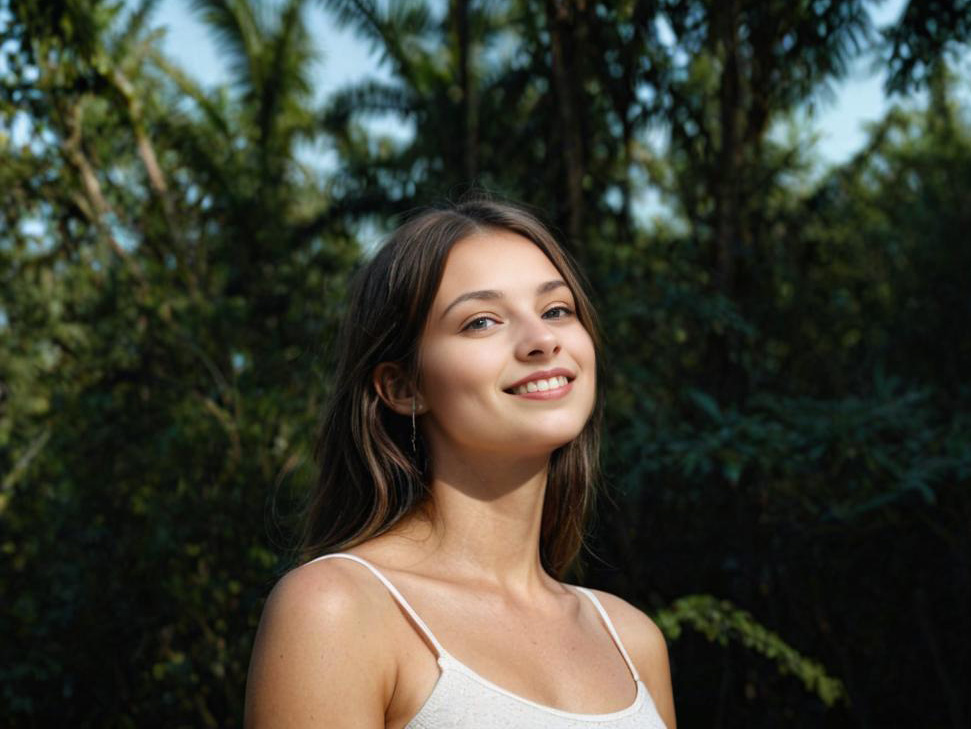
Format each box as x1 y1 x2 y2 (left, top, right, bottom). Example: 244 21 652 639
513 376 570 395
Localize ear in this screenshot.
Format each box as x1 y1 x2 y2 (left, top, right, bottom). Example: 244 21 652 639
373 362 423 416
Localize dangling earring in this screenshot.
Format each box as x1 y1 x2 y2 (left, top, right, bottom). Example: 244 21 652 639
411 397 417 454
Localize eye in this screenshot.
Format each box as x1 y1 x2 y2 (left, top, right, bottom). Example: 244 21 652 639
462 315 500 332
542 305 574 320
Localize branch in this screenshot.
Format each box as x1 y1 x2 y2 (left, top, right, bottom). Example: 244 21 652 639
59 99 147 284
2 427 51 493
655 594 847 708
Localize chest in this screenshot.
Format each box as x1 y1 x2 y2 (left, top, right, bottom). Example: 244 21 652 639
385 589 638 728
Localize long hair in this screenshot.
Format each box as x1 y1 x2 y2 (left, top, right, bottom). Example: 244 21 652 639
298 198 604 577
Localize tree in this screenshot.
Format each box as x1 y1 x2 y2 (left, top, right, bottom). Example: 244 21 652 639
883 0 971 93
1 0 354 723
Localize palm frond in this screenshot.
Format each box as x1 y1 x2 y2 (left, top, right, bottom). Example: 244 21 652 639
150 49 232 136
319 0 432 82
321 79 414 129
190 0 264 97
114 0 162 55
258 0 316 147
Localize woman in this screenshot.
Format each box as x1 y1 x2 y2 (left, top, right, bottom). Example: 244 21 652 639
244 199 676 728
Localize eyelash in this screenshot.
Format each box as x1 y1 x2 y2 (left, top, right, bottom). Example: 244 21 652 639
461 306 575 332
463 316 498 331
543 305 574 320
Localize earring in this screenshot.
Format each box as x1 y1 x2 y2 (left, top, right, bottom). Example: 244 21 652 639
411 397 417 454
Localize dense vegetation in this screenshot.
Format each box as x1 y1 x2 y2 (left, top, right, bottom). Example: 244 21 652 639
1 0 969 726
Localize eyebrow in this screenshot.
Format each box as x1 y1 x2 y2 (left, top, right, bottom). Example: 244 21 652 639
440 279 570 319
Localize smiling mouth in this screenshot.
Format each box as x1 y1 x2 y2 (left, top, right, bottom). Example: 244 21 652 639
504 375 572 395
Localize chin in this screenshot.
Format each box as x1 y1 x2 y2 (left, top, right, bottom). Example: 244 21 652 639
509 427 587 457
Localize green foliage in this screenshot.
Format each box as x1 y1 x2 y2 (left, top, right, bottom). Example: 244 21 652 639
1 0 354 724
883 0 971 92
617 379 970 519
655 594 846 707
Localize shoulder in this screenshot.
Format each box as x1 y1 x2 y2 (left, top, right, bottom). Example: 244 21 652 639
256 557 397 658
587 589 667 662
267 555 393 627
244 557 397 729
587 588 677 728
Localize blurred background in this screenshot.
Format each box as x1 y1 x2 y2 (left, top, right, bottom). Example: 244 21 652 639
1 0 969 726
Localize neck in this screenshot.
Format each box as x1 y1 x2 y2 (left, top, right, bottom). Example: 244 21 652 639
409 447 553 592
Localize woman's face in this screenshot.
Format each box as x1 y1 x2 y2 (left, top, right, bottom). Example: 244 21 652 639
417 229 596 460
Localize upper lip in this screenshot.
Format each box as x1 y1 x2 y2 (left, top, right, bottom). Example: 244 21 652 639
504 368 576 392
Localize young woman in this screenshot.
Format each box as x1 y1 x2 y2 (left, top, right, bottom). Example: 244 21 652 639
244 199 676 728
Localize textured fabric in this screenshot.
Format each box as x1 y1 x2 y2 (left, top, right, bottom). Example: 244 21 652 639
309 553 668 728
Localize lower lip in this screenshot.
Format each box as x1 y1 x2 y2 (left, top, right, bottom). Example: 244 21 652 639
508 380 574 400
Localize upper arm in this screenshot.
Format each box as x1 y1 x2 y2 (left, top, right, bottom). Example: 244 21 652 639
594 590 677 729
244 561 394 729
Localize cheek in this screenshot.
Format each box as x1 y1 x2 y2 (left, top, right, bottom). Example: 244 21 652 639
418 340 502 410
571 328 597 409
581 331 596 366
570 325 596 371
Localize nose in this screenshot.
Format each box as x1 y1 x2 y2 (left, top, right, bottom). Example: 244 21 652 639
515 314 561 360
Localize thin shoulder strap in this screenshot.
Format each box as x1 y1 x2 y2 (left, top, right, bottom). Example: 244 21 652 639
574 586 641 682
308 553 447 657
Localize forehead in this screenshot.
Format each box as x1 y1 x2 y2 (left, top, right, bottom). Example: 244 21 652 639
432 229 564 303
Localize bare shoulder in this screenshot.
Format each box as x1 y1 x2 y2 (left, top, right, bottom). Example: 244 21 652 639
588 588 677 729
588 589 667 662
244 558 396 729
268 555 393 623
261 557 396 648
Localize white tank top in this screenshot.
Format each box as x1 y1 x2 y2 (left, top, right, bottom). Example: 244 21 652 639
309 553 669 728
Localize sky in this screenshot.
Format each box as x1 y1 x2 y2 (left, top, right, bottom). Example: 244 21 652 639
154 1 388 105
153 0 914 167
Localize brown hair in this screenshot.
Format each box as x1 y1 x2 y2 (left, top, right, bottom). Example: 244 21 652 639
299 197 603 577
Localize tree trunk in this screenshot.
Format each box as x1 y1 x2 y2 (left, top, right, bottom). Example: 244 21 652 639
451 0 477 182
713 0 742 296
546 0 585 257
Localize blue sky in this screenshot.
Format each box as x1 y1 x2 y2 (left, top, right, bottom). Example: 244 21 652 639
155 1 385 99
